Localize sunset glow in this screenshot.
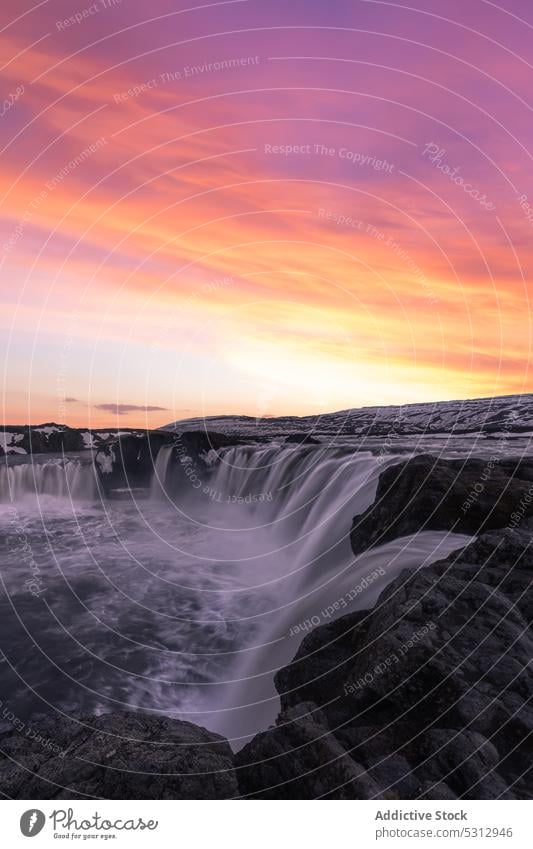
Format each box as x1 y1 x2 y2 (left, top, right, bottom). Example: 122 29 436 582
2 0 532 426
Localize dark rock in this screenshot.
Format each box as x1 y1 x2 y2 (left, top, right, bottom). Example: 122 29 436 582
2 425 87 455
351 454 533 554
274 612 368 712
237 526 533 799
170 430 242 456
2 425 160 457
0 711 237 799
32 425 86 454
235 702 382 799
284 434 321 445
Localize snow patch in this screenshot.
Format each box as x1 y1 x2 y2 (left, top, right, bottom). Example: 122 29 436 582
81 431 95 448
96 449 115 474
0 433 14 451
202 449 221 466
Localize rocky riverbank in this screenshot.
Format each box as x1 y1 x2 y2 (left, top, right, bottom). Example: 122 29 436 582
236 524 532 798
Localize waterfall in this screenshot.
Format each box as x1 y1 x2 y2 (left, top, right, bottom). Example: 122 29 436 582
157 442 472 747
0 458 98 502
208 443 379 520
0 440 474 752
150 444 174 499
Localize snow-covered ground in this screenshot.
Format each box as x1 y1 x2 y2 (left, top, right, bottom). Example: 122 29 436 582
3 394 533 457
0 432 26 454
163 393 533 438
0 424 145 455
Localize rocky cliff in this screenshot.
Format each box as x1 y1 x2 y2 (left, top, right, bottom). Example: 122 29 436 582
351 454 533 553
236 525 532 798
93 430 244 495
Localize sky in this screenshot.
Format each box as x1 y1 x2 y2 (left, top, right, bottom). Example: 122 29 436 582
1 0 532 427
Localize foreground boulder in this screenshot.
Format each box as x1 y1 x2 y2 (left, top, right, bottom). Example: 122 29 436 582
0 712 237 799
351 454 533 553
236 525 533 799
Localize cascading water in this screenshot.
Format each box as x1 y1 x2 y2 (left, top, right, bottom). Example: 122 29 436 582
0 457 98 502
0 441 471 751
150 443 174 499
158 443 472 746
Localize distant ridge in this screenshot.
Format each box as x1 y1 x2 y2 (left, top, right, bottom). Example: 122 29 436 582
162 393 533 438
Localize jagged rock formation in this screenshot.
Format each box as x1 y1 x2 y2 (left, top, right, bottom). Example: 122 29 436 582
351 455 533 553
235 526 532 798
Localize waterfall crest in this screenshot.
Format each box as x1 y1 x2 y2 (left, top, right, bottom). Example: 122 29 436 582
150 444 174 499
0 458 98 502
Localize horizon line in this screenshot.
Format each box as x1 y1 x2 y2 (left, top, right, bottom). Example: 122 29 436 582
2 390 532 431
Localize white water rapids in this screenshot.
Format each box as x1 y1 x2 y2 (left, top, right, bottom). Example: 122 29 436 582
0 443 470 748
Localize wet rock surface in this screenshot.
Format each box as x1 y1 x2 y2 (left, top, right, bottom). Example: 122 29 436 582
351 454 533 553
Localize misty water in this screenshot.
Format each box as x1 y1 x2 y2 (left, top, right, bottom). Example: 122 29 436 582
0 437 515 748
